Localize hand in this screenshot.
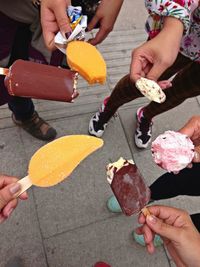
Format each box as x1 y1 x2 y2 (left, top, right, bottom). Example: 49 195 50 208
179 116 200 163
136 205 200 267
130 17 184 87
0 174 28 223
87 0 123 45
41 0 72 50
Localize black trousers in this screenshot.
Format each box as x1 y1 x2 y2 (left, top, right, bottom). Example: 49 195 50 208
102 53 200 123
150 163 200 231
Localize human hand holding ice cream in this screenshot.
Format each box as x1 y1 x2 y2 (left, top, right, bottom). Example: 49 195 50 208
179 116 200 163
135 205 200 266
151 131 195 173
0 175 28 223
151 116 200 172
16 135 103 196
41 0 72 50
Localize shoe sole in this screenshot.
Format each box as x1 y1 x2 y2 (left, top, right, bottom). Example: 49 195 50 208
134 134 150 149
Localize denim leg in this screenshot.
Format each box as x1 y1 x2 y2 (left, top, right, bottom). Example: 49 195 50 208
0 75 11 106
8 96 34 121
1 14 35 120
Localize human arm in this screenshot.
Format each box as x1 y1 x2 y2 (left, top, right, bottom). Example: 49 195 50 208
130 0 198 84
0 175 28 223
130 16 183 86
87 0 124 45
136 205 200 267
40 0 72 50
179 116 200 163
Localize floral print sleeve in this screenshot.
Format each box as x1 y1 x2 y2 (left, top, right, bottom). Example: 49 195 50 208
145 0 198 38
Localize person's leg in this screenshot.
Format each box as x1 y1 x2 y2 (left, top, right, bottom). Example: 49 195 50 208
7 22 35 119
150 163 200 200
1 13 56 140
0 11 19 106
135 54 194 148
143 61 200 122
89 74 143 137
89 53 192 138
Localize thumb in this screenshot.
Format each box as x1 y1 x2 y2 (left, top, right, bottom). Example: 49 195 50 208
0 183 21 210
146 63 166 82
53 4 71 37
146 215 179 241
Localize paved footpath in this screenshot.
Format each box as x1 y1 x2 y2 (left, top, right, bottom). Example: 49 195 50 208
0 1 200 266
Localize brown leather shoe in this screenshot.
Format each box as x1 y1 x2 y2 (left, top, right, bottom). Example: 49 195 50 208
12 111 57 141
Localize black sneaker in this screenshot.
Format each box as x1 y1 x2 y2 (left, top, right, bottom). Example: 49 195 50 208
88 97 110 137
134 107 153 148
12 111 57 141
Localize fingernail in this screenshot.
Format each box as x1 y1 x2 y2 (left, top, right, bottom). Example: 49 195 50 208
7 208 13 217
147 215 157 224
65 31 72 39
10 183 21 194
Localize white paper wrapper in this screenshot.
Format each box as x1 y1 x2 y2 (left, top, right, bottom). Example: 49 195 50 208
55 6 87 54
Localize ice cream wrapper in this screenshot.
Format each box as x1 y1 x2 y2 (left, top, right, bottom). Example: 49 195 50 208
55 6 87 54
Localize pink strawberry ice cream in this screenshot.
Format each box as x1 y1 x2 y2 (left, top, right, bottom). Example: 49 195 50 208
151 130 195 172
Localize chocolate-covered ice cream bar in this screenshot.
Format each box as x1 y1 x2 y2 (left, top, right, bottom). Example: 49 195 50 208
3 60 79 102
106 158 151 216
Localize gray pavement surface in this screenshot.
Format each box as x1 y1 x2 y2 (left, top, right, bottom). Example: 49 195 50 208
0 1 200 266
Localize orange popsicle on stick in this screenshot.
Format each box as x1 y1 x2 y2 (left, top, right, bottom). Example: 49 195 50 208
17 135 103 196
66 41 106 84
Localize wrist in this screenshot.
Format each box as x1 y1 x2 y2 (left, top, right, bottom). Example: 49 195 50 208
163 17 184 37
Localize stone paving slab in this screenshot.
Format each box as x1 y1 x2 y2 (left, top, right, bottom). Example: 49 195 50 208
0 128 47 267
0 191 48 267
44 215 169 267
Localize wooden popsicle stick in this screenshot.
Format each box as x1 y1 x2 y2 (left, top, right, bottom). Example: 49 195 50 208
16 176 33 197
0 67 9 76
141 207 151 216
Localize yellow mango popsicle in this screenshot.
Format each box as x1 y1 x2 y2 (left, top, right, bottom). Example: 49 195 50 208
66 41 106 84
17 135 103 195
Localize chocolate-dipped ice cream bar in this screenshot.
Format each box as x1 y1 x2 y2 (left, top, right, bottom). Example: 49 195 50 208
106 157 151 216
2 60 79 102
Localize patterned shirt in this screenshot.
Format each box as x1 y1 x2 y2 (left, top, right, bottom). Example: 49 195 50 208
145 0 200 62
